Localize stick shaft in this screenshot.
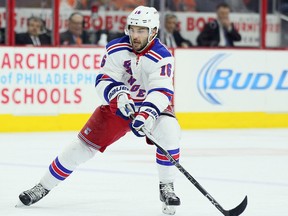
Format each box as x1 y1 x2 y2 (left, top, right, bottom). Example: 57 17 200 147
143 128 227 214
129 112 247 216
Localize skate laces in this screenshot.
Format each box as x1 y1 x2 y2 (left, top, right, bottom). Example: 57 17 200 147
25 184 48 201
161 183 177 198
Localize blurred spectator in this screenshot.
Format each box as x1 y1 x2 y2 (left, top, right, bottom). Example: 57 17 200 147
0 28 5 44
196 3 241 47
60 0 146 11
226 0 251 12
161 13 192 48
41 19 52 38
88 0 117 11
106 31 125 43
1 0 52 8
195 0 225 12
149 0 177 11
280 0 288 14
173 0 196 11
60 0 89 10
243 0 274 13
242 0 260 12
15 16 51 46
112 0 147 11
196 0 251 13
60 12 91 45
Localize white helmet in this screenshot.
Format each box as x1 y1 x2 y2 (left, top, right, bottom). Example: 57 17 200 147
125 6 160 36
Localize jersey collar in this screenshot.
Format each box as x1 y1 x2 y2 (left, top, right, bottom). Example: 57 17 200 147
133 39 155 57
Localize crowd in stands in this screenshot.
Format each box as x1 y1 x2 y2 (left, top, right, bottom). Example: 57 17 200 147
0 0 288 47
0 0 280 13
160 13 193 48
15 17 51 46
56 0 281 13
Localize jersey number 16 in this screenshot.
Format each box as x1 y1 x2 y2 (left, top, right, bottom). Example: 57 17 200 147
160 64 172 77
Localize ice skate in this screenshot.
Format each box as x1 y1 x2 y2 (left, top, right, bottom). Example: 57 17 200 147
17 183 49 206
160 182 180 215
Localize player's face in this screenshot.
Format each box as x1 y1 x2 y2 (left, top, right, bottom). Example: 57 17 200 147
128 26 149 51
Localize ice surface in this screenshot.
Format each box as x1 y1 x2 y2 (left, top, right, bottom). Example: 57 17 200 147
1 129 288 216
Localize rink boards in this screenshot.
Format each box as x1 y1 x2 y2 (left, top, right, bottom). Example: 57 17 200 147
0 47 288 131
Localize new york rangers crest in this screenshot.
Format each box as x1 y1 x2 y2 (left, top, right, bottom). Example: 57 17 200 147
84 127 92 135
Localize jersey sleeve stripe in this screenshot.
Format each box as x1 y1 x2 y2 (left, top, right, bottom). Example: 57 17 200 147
133 98 145 103
148 88 174 101
144 50 163 63
148 50 162 60
144 54 159 63
135 102 143 107
107 42 131 51
95 74 116 87
107 43 132 55
134 98 145 107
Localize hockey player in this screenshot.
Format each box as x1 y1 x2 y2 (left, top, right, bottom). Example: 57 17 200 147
18 5 181 215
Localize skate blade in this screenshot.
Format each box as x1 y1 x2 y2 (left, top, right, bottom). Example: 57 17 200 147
162 202 176 215
15 200 26 208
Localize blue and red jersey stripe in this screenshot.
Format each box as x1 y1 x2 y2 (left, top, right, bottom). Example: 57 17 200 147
156 148 180 166
148 88 174 101
49 157 73 181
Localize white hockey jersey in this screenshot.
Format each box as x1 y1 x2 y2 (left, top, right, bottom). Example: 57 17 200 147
95 35 174 114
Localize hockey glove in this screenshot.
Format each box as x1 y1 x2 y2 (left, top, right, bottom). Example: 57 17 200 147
130 105 159 137
105 82 135 120
110 93 135 119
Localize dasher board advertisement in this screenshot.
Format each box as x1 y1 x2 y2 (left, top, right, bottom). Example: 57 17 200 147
0 47 105 115
174 49 288 113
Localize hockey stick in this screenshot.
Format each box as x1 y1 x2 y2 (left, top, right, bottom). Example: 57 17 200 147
129 113 248 216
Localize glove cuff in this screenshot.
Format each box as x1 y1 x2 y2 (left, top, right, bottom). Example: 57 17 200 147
139 102 160 120
104 82 130 103
138 111 150 120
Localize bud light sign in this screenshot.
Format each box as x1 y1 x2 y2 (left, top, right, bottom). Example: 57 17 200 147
197 53 288 105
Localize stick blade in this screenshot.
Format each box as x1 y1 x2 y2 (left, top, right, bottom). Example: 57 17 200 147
224 196 248 216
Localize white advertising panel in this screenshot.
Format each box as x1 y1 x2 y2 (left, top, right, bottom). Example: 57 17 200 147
0 47 106 115
174 49 288 112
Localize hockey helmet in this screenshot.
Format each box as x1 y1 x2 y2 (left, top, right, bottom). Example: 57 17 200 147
125 6 160 36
